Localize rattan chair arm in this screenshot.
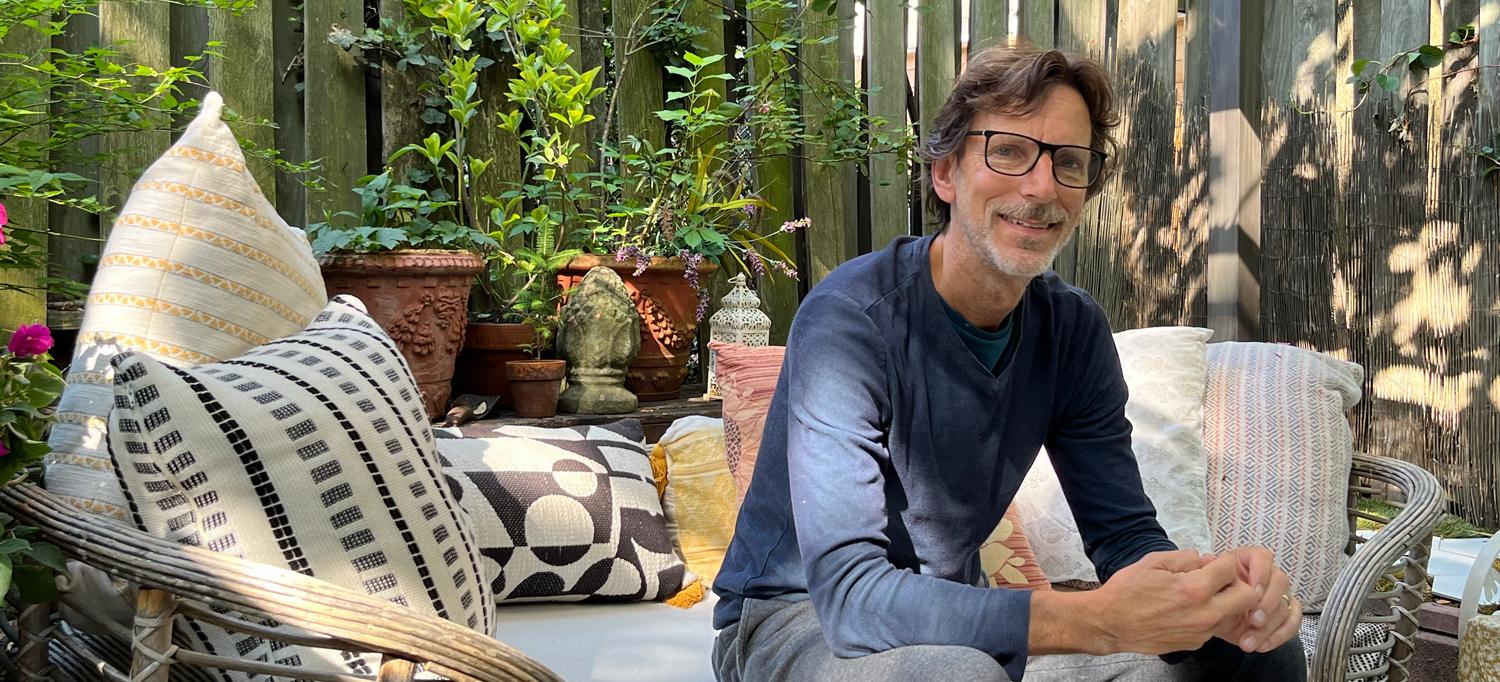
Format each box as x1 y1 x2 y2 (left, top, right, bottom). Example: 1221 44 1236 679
0 482 561 682
1310 453 1444 682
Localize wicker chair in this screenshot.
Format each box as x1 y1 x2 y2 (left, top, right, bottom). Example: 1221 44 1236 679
0 482 562 682
1311 452 1447 682
0 450 1446 682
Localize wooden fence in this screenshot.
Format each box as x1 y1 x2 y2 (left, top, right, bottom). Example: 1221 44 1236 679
2 0 1498 527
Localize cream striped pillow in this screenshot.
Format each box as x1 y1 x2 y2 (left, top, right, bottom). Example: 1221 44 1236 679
45 91 327 522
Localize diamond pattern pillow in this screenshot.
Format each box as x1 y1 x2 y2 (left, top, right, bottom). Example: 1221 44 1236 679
1203 342 1363 610
107 297 492 679
48 91 327 522
437 420 687 604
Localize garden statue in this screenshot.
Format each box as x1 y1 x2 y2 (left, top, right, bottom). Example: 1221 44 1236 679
558 267 640 414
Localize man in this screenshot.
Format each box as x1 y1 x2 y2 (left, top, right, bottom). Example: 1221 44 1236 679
710 45 1308 681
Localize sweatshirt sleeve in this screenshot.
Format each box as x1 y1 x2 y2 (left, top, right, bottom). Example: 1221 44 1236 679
1044 301 1176 583
784 291 1036 680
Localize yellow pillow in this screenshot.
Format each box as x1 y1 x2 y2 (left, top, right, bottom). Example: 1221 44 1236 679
653 416 738 591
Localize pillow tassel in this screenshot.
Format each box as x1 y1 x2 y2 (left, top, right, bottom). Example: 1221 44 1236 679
665 578 705 609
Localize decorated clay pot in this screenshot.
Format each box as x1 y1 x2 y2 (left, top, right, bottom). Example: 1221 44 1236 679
319 250 484 420
557 255 717 402
504 359 566 418
454 322 535 408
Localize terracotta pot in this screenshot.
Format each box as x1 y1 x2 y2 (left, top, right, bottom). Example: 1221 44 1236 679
319 250 484 420
557 255 716 402
505 359 566 417
454 322 535 407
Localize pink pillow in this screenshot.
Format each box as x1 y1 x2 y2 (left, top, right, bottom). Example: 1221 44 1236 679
710 342 785 500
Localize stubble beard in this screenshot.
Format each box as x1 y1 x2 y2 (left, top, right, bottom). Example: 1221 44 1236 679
959 202 1076 279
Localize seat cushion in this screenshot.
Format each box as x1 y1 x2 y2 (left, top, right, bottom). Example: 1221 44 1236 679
1298 612 1390 681
491 593 719 682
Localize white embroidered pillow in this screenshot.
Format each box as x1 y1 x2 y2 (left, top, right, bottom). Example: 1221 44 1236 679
47 91 326 522
1014 326 1216 584
107 297 492 679
437 420 688 604
1203 342 1363 610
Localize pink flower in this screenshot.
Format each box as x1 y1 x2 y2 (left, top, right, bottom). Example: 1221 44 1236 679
780 217 811 234
7 324 54 358
0 439 8 458
0 200 8 246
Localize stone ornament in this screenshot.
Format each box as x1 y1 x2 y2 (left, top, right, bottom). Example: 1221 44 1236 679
705 273 772 399
558 266 641 414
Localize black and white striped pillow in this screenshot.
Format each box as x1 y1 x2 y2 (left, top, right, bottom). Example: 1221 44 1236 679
107 296 493 679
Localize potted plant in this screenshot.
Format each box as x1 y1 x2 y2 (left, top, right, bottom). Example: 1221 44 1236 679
319 1 511 420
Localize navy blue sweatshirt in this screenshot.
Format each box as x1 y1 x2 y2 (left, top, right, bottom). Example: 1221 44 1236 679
712 235 1175 680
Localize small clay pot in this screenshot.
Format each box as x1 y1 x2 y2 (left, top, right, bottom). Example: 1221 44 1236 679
504 359 567 418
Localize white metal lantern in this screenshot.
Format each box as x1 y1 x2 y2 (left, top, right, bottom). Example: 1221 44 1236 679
705 273 772 399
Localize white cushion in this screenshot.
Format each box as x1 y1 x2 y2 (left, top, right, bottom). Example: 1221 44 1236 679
491 593 719 682
1013 326 1216 583
1203 342 1362 609
46 91 327 522
107 297 493 679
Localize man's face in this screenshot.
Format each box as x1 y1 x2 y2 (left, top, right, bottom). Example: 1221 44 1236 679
932 85 1093 280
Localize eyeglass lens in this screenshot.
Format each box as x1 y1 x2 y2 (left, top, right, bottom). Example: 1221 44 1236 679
984 133 1102 188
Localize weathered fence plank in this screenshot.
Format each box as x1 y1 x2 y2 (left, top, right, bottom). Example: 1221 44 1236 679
916 0 958 233
968 0 1008 56
378 0 428 188
1017 0 1055 49
98 1 174 232
613 0 667 154
209 1 278 193
45 10 100 311
302 0 366 228
801 0 858 284
1206 0 1262 341
271 0 306 228
748 2 799 343
0 20 50 331
866 0 909 251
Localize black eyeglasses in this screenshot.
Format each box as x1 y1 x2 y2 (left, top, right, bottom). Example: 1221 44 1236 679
964 130 1107 189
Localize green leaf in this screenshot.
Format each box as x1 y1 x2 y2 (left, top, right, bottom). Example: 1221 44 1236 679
1415 45 1443 70
1351 58 1373 77
1375 73 1399 91
12 564 57 605
0 538 30 555
25 542 65 572
0 554 10 598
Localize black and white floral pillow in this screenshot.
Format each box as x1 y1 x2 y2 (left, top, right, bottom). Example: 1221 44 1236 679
437 419 687 603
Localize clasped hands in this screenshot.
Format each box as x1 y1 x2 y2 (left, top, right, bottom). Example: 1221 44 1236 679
1085 546 1301 656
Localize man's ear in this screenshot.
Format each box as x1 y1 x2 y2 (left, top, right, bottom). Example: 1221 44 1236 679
932 154 958 204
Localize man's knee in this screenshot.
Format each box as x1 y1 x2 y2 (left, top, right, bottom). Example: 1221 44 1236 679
1245 637 1307 681
876 645 1009 681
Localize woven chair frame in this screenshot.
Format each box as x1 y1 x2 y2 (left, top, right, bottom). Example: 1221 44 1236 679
1309 452 1446 682
0 481 562 682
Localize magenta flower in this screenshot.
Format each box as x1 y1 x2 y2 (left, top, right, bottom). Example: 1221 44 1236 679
7 324 54 358
0 439 8 458
0 200 8 246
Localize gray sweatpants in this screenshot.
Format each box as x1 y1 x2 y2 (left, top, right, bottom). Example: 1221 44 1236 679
712 597 1308 681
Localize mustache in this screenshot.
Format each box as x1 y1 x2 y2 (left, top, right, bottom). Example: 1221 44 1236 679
995 201 1069 226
